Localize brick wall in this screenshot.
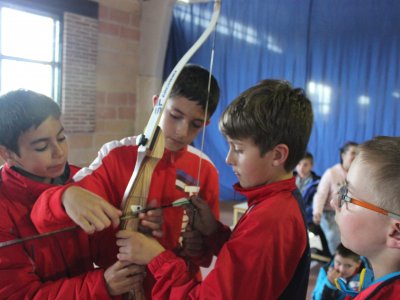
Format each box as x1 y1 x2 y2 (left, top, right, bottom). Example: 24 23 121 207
66 0 142 166
0 0 172 168
62 13 97 133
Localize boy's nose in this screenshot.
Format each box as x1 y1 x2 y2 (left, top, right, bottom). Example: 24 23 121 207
225 150 234 166
52 143 65 158
337 266 345 274
176 122 189 137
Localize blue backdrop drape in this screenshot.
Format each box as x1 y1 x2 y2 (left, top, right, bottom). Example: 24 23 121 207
163 0 400 201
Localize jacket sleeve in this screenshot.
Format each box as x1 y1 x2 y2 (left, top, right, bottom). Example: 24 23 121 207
0 212 111 299
0 261 111 299
188 162 221 268
312 263 342 300
148 208 306 300
32 140 130 233
147 221 235 300
31 185 76 232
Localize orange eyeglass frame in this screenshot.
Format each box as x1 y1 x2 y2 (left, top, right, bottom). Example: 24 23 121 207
338 185 400 221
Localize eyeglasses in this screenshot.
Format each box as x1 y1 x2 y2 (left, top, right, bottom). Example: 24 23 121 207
337 184 400 220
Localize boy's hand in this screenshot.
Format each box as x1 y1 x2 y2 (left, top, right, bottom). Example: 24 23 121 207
186 196 218 236
63 186 122 234
327 266 340 284
313 212 321 225
116 230 165 265
181 227 205 257
104 260 145 296
138 199 163 238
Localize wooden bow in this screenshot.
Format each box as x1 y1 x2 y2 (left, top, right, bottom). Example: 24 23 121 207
120 1 221 299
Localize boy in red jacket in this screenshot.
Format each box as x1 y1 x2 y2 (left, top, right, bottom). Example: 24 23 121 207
31 64 221 298
115 79 313 299
0 90 144 299
332 136 400 299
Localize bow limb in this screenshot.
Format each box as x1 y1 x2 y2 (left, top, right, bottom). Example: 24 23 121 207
118 2 221 299
121 0 221 213
139 0 221 148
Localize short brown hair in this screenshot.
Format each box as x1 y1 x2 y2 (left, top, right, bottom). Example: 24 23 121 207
336 243 360 262
219 79 313 171
170 64 220 118
0 89 60 155
357 136 400 212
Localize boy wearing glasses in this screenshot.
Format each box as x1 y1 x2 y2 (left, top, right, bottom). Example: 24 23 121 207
332 136 400 299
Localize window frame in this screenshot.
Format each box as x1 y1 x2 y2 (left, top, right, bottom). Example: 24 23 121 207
0 2 63 103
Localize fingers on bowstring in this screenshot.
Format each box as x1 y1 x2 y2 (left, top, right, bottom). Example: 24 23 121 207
140 198 162 221
101 201 122 228
188 195 207 211
185 195 199 213
140 207 163 222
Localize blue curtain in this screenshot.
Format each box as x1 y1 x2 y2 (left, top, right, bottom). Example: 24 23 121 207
164 0 400 201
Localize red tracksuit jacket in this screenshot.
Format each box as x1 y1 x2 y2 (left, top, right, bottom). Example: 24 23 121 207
351 272 400 300
32 136 220 298
0 164 112 299
146 177 310 299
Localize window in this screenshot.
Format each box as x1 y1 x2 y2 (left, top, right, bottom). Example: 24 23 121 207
307 81 332 116
0 5 61 102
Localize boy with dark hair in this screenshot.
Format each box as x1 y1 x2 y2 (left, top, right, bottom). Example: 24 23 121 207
31 64 221 298
295 152 320 225
0 90 144 298
332 136 400 299
114 79 313 299
295 152 330 258
312 243 373 300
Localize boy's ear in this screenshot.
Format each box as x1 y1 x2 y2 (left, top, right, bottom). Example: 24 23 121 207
271 144 289 167
152 95 159 107
0 145 16 165
387 221 400 249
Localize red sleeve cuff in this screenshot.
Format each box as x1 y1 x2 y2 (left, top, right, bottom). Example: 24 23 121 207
31 185 75 233
148 250 178 275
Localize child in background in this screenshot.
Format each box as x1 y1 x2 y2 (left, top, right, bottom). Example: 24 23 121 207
295 152 330 258
313 141 358 255
0 90 144 298
31 64 221 298
295 152 320 225
332 136 400 299
115 79 313 299
312 243 373 300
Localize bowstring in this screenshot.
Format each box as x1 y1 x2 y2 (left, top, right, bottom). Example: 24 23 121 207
195 8 218 194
